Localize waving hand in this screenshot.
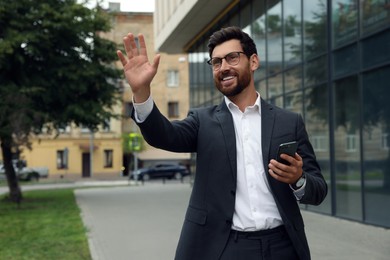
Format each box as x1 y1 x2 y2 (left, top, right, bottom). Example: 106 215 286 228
117 33 160 103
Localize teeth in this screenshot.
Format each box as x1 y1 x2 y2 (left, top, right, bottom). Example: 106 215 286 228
222 76 235 81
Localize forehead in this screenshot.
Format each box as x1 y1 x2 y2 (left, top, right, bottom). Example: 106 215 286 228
212 39 242 57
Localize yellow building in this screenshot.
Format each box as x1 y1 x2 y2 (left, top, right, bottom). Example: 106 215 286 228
21 121 123 179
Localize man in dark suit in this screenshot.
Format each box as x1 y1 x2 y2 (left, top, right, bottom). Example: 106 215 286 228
117 26 327 260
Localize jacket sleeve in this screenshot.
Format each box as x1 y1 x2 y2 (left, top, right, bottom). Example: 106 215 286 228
131 103 198 153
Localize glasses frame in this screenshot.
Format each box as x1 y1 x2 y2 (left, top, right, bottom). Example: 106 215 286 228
207 51 246 71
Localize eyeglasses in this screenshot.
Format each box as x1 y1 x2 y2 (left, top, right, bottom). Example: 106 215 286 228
207 52 246 71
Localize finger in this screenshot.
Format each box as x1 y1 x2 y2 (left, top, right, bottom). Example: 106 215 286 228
138 34 147 56
269 169 289 183
129 33 139 56
116 50 127 67
123 33 139 59
123 34 133 59
280 153 295 165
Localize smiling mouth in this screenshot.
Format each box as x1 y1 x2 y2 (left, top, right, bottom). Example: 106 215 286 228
221 75 236 81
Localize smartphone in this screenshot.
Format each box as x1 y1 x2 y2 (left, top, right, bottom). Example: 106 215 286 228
277 141 298 165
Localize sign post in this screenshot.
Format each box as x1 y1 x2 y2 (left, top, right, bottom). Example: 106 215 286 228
129 133 142 185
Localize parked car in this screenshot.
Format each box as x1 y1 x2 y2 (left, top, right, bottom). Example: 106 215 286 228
0 161 49 181
131 164 190 181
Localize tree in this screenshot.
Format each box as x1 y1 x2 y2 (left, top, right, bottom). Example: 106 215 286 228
0 0 121 202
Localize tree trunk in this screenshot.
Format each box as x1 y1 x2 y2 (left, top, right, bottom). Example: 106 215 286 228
0 136 22 203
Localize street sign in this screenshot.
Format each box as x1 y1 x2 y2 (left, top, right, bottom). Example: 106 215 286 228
129 133 142 151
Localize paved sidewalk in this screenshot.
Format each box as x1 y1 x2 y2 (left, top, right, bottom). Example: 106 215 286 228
74 182 390 260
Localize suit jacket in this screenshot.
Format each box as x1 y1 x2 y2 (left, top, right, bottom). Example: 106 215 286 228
134 98 327 260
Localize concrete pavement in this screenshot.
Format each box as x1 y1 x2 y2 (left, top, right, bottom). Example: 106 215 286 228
2 179 389 259
75 181 190 260
74 181 390 260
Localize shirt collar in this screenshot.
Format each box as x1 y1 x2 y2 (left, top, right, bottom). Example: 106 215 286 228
224 92 261 115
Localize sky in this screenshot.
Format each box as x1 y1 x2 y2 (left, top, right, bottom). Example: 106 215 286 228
88 0 155 12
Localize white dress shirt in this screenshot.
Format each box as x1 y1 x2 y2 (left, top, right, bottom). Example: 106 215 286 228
133 94 305 231
224 95 283 231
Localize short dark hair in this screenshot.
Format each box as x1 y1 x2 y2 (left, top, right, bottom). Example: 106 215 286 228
207 26 257 58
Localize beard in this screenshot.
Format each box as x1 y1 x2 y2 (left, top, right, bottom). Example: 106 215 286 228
214 68 251 97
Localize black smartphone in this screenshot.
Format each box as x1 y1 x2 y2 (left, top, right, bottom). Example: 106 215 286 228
277 141 298 165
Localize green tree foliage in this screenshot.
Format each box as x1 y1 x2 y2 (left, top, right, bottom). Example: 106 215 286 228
0 0 121 201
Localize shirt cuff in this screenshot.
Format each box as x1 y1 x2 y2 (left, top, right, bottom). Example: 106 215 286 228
290 179 306 201
133 95 154 123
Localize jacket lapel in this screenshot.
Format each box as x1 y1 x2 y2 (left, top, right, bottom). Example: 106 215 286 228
261 99 275 175
216 101 237 181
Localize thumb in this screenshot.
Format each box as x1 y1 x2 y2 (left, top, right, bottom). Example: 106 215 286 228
152 54 161 71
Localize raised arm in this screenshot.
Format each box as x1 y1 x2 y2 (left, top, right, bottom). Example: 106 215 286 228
116 33 160 103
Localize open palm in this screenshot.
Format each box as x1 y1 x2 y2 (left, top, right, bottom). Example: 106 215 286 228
117 33 160 102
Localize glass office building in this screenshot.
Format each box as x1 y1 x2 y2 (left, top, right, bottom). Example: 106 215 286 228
187 0 390 228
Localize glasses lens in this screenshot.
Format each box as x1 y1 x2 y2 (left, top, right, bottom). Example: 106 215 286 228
226 52 240 65
210 58 222 69
212 58 222 66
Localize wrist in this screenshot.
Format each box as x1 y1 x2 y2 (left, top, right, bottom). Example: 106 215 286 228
292 172 306 190
133 89 151 104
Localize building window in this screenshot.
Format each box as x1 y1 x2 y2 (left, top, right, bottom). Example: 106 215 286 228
382 133 389 150
104 149 113 168
167 70 179 87
346 134 357 152
168 102 179 118
102 119 110 132
285 95 294 109
312 135 328 152
57 150 68 169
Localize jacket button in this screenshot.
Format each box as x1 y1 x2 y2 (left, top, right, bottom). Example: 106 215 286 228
226 219 232 225
230 190 236 196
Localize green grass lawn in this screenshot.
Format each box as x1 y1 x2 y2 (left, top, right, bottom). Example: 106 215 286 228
0 189 91 260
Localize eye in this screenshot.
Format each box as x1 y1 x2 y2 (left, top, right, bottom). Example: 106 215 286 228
212 58 222 65
226 53 239 62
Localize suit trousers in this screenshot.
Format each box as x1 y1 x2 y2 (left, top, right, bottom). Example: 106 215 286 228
219 226 299 260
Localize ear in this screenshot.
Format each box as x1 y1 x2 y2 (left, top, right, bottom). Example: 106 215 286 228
250 54 260 71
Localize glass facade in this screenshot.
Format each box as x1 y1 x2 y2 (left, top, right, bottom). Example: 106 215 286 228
188 0 390 228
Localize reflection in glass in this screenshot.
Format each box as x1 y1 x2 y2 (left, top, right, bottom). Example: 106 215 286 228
189 48 214 108
283 0 302 67
362 66 390 227
334 76 362 220
305 55 328 86
333 44 358 77
332 0 358 47
268 72 283 100
304 85 331 213
269 95 283 109
303 0 328 59
267 2 283 75
362 30 390 69
285 66 302 93
257 80 266 97
361 0 390 35
284 90 302 113
253 0 267 81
